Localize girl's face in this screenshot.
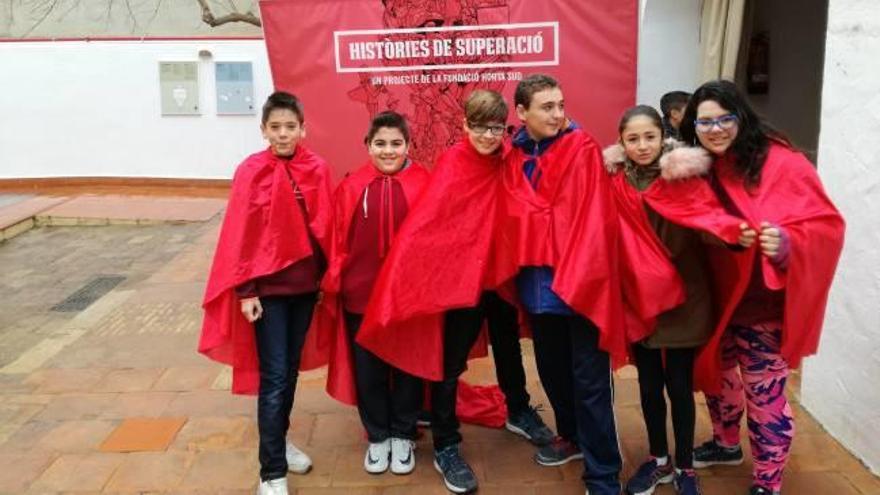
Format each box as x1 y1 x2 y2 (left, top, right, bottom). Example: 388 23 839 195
620 115 663 167
368 127 409 174
695 100 739 156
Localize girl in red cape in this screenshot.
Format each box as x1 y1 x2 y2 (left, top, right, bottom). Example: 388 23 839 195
317 111 430 476
358 90 553 494
604 105 743 495
649 81 845 495
198 92 333 495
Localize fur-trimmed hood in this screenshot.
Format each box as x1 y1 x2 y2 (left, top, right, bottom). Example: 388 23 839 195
602 139 712 180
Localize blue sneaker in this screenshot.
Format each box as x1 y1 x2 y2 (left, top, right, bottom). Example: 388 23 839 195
505 405 555 446
433 444 478 493
625 457 674 495
535 436 584 467
673 469 703 495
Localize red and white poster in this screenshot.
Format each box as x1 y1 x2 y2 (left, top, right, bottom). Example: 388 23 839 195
260 0 637 178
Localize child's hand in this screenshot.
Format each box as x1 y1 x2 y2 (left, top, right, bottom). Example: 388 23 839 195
240 297 263 323
759 221 782 258
738 222 757 249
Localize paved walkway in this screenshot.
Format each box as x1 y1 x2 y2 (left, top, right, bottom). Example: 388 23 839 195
0 193 877 494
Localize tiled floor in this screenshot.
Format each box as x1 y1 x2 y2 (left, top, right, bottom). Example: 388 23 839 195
0 194 877 494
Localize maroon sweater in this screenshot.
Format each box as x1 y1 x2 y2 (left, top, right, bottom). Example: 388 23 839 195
341 175 409 314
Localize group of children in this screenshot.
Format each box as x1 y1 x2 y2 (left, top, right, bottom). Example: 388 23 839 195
199 75 845 495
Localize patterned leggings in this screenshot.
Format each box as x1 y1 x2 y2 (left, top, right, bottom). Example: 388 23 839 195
705 322 794 491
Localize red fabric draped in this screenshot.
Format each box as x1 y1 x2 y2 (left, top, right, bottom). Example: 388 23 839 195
491 129 631 368
317 161 430 405
607 171 686 343
199 146 334 395
357 139 509 381
645 144 845 392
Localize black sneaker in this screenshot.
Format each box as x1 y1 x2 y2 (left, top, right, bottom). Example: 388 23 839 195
534 436 584 467
749 485 780 495
625 457 674 494
673 469 703 495
505 405 555 446
433 444 478 494
692 439 744 468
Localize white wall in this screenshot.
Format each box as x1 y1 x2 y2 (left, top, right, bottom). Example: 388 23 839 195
0 2 706 180
636 0 702 109
802 0 880 475
0 40 273 179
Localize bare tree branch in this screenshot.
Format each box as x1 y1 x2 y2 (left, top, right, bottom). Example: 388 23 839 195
196 0 261 27
22 0 60 37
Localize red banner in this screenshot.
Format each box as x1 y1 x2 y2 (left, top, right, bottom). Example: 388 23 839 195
260 0 637 178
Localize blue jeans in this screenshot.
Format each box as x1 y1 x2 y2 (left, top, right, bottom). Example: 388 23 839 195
530 314 621 494
254 293 317 481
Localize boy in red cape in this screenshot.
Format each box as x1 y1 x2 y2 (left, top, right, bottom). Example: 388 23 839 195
198 92 333 495
318 111 430 476
358 90 553 494
491 74 636 495
646 80 844 495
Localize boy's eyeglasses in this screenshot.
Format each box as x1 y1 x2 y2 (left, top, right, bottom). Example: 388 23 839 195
694 114 738 133
467 122 506 136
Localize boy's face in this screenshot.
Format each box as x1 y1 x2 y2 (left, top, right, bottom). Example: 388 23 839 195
516 87 565 141
669 105 686 129
261 108 304 157
368 127 409 174
463 119 505 156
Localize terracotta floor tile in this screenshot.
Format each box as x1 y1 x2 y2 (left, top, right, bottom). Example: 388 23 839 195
92 368 164 393
27 419 119 453
29 452 124 491
784 471 862 494
0 452 56 493
296 487 380 495
100 417 187 453
163 390 255 417
788 432 867 473
330 444 413 488
41 195 225 222
26 367 109 394
99 391 177 419
287 445 336 488
104 451 194 491
179 449 258 490
309 413 366 448
170 416 256 452
0 196 68 229
841 470 880 494
479 440 562 484
34 393 117 421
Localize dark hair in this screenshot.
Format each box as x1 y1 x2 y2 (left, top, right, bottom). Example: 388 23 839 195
680 80 789 188
659 91 691 117
618 105 664 138
464 89 508 124
365 111 410 145
514 73 560 109
261 91 304 125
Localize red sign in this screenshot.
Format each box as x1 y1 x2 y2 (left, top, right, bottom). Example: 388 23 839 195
260 0 637 178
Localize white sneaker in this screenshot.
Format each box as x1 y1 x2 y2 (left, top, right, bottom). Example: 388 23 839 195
390 437 416 475
257 477 288 495
363 439 391 474
285 442 312 474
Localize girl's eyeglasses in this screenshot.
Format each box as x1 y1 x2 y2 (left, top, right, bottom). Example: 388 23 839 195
694 114 738 133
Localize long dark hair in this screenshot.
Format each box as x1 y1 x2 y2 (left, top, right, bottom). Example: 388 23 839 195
679 80 789 188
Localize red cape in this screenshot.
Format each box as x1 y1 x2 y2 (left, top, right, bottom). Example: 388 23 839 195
357 139 509 381
317 161 430 405
199 146 333 395
646 144 845 392
490 128 638 367
606 170 686 342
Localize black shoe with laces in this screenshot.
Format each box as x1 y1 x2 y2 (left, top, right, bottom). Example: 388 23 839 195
433 444 478 494
749 485 780 495
534 436 584 467
505 405 555 446
692 439 744 468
